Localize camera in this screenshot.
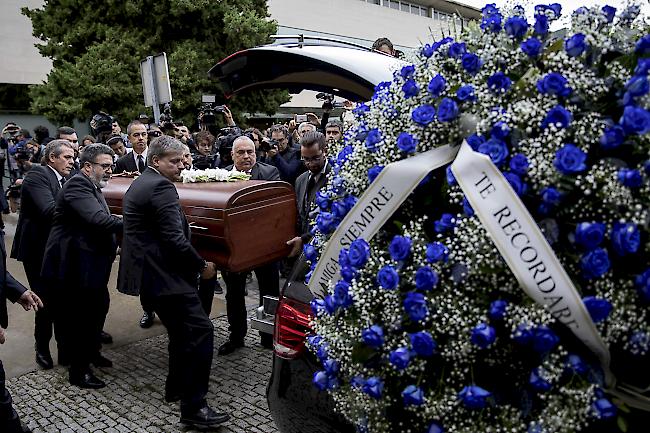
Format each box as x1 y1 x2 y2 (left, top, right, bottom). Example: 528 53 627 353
259 138 279 153
193 153 219 170
199 94 226 125
316 92 344 109
295 114 308 124
159 103 175 132
14 147 34 162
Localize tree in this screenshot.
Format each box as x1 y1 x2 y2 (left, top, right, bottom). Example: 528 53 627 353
23 0 288 127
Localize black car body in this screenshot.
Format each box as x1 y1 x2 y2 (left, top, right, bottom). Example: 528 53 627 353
212 40 403 433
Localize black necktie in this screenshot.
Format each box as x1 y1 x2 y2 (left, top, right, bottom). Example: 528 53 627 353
60 177 65 188
137 155 145 173
304 175 316 214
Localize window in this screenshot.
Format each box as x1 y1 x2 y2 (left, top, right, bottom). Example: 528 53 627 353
390 1 399 10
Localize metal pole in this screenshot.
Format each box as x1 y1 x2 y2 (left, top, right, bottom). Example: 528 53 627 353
146 56 161 125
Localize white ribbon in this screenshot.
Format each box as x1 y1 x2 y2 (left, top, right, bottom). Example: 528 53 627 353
308 144 459 298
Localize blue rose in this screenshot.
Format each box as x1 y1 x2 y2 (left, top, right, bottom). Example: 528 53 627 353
431 37 453 52
521 37 543 58
421 44 434 58
537 72 572 97
389 347 411 370
415 266 439 291
461 53 482 75
316 211 336 234
539 186 562 216
534 14 549 35
505 16 528 39
488 299 508 320
575 222 606 250
310 298 327 316
565 33 587 57
593 398 617 419
478 138 509 166
402 79 419 99
340 266 357 283
315 191 330 210
529 368 552 392
611 222 640 255
487 72 512 94
350 375 365 389
637 268 650 301
620 105 650 135
448 42 466 59
333 281 353 309
410 331 437 357
389 235 412 261
336 145 354 165
462 197 474 216
323 358 340 376
343 195 357 211
458 385 491 409
602 5 616 22
331 200 349 220
428 75 446 96
542 105 573 129
434 213 456 233
554 144 586 175
581 248 610 279
362 377 383 399
456 85 476 102
471 323 496 348
532 325 560 353
583 296 613 323
316 341 329 361
437 98 459 122
427 423 444 433
303 244 318 261
400 64 415 79
599 125 625 149
426 242 449 263
636 34 650 55
365 128 383 152
404 292 428 322
396 132 418 153
491 121 510 139
348 238 371 268
402 385 425 406
362 324 384 348
504 172 527 196
412 105 436 126
323 295 337 314
617 168 644 188
509 153 529 176
512 324 533 345
367 165 383 184
636 58 650 76
313 370 338 391
625 75 649 98
481 13 502 33
377 265 399 290
353 103 370 117
566 354 588 375
466 134 485 150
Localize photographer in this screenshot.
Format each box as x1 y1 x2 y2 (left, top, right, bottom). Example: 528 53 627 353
192 131 219 170
263 124 305 185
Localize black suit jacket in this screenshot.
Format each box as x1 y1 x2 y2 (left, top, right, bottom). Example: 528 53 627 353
0 229 27 328
11 164 61 264
294 162 332 241
117 168 205 297
224 162 280 181
41 173 123 290
114 152 141 174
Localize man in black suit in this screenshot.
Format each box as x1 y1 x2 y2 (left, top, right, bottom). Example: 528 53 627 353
41 144 123 389
117 135 230 429
219 136 281 355
287 131 332 257
56 127 81 178
114 120 148 175
1 217 43 433
10 139 74 370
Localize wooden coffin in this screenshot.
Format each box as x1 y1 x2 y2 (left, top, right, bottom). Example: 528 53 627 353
102 177 297 273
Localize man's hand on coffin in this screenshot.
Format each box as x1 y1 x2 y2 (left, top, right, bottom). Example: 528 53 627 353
286 236 303 258
201 261 217 280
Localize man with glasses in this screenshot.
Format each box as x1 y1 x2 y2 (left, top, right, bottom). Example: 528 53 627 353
11 140 75 370
265 124 304 185
114 121 148 175
41 144 123 389
287 131 332 258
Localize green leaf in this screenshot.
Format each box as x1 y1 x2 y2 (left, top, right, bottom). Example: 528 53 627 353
617 415 628 432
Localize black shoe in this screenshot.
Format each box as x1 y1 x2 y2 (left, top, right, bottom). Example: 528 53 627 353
218 340 245 356
69 371 106 389
35 350 54 370
100 331 113 344
92 354 113 368
260 335 273 350
58 352 69 367
164 390 180 403
139 311 155 328
180 405 230 427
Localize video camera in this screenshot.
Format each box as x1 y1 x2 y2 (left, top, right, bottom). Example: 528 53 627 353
160 103 175 132
259 138 279 153
316 92 344 110
199 94 226 125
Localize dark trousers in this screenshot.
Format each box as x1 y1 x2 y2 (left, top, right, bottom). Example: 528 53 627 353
143 278 215 317
23 260 62 355
153 292 214 412
222 262 279 343
55 283 109 374
0 360 24 433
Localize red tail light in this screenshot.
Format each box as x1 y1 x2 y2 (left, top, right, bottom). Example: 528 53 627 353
274 296 313 359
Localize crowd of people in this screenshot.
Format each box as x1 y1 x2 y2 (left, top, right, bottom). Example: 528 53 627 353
0 103 340 431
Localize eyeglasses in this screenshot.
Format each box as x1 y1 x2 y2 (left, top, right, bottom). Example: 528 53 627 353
90 162 115 171
301 153 323 164
148 131 162 138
